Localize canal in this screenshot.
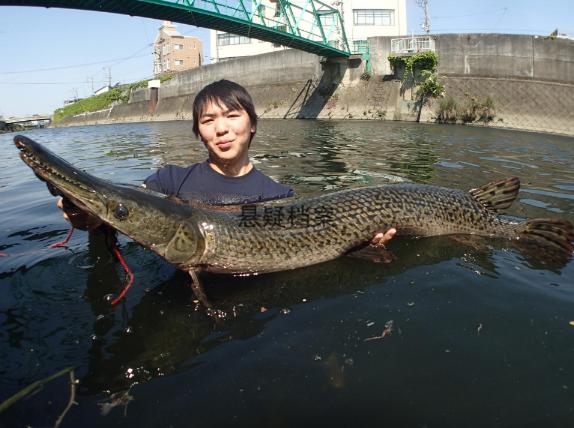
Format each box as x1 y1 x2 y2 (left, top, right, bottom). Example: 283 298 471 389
1 120 573 427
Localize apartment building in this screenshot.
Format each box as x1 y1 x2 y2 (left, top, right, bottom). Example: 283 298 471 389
210 0 407 62
154 21 203 75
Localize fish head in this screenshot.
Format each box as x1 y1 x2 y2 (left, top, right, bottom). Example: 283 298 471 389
14 135 204 263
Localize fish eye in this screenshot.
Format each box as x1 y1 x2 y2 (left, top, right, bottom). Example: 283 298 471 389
114 203 129 220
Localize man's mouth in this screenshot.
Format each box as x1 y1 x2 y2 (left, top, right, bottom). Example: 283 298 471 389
216 140 233 150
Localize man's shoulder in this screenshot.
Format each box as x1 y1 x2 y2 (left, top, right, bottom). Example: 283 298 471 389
144 163 202 194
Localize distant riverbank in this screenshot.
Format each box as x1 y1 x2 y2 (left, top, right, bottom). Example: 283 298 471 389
54 33 574 136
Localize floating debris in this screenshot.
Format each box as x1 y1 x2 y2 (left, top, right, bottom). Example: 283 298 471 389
99 389 134 417
364 320 394 342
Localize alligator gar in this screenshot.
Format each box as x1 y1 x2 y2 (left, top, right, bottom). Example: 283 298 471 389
14 136 574 300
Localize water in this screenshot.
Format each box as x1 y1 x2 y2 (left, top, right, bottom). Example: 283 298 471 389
1 121 573 427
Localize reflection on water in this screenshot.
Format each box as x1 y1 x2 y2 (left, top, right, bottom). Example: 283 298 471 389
1 121 574 427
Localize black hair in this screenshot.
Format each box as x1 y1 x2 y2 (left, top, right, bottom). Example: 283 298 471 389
192 80 257 143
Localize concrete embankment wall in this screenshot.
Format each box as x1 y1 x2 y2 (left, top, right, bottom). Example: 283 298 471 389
57 34 574 136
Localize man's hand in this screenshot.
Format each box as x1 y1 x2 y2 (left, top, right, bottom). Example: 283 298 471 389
57 197 103 231
370 228 396 247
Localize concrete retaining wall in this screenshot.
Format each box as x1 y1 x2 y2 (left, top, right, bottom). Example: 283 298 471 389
370 33 574 83
57 33 574 136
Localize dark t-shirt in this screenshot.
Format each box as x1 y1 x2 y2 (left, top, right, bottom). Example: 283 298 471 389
143 161 294 205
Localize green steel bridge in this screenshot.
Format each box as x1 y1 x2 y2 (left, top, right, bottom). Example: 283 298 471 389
1 0 351 57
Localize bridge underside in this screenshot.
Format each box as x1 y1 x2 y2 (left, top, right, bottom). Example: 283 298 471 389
1 0 350 57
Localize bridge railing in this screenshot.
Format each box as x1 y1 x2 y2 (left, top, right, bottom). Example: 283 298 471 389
169 0 350 53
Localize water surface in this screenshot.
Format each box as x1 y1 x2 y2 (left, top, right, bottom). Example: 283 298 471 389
1 121 573 427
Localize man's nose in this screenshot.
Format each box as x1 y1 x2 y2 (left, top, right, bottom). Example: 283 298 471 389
214 118 228 134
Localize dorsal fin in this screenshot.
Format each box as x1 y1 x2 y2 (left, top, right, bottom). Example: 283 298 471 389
469 177 520 211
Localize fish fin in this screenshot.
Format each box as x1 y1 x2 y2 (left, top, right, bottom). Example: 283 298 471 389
516 218 574 253
469 177 520 211
189 270 212 309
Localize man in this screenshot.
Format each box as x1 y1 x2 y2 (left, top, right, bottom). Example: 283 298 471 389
60 80 395 254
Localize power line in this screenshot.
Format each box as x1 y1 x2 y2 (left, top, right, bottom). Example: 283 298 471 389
0 81 89 85
0 48 152 75
430 8 509 20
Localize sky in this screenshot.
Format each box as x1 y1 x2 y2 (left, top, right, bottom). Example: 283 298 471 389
1 0 572 118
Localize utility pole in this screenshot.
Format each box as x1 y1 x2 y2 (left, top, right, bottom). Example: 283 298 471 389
416 0 430 34
103 67 112 87
331 0 344 50
87 76 94 94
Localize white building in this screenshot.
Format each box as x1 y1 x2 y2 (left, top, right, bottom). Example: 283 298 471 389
210 0 407 62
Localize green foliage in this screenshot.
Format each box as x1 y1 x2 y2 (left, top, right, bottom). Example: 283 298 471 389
457 94 496 124
417 69 444 99
409 51 439 73
458 95 481 123
388 51 439 83
127 79 151 91
478 96 496 123
435 94 496 124
387 54 406 73
436 96 458 123
52 74 174 123
53 87 128 123
159 74 173 83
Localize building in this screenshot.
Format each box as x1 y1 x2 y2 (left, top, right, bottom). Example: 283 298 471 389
210 0 407 62
154 21 203 75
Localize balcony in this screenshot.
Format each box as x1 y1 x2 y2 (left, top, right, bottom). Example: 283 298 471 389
391 36 435 55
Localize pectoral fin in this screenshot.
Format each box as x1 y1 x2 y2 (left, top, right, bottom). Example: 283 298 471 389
189 270 212 309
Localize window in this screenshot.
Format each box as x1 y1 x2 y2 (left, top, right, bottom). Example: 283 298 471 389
162 44 171 55
175 59 184 66
318 10 336 29
353 9 394 26
217 33 251 46
174 44 184 50
353 40 368 53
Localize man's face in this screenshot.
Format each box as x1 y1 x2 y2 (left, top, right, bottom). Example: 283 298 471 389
197 100 255 165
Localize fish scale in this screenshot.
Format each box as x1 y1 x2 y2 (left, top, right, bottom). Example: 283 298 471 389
192 185 515 273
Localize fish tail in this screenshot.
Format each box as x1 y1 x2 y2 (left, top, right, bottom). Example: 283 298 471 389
515 219 574 253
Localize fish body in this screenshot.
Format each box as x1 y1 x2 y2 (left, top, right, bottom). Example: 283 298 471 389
14 135 574 277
